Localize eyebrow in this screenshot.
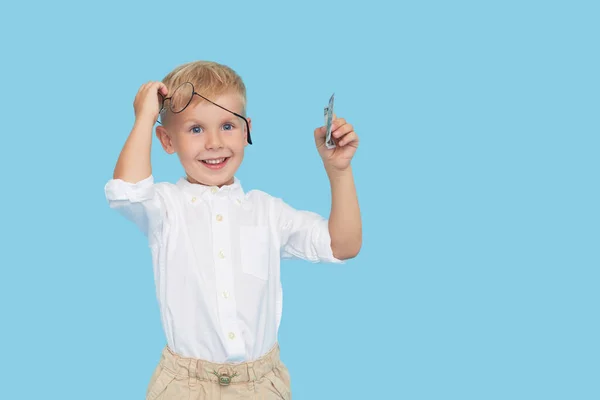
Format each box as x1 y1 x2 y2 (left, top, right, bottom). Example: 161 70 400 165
180 114 241 124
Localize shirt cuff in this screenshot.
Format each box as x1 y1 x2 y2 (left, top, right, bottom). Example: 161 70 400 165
104 175 155 203
314 219 345 264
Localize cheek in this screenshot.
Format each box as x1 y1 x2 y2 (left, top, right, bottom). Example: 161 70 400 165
175 135 199 154
227 136 247 153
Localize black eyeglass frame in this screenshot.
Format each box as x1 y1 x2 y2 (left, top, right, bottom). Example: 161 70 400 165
158 82 252 145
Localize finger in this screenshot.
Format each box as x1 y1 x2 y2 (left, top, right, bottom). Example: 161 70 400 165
314 126 326 140
158 82 168 96
141 82 155 94
331 117 346 131
332 123 353 139
151 81 168 97
338 131 359 147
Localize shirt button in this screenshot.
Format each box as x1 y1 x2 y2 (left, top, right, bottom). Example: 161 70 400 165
191 196 196 203
222 291 229 299
218 250 225 259
216 214 223 222
211 187 218 194
228 332 235 340
236 199 241 205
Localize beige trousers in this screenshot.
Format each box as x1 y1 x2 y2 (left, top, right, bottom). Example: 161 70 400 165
146 344 291 400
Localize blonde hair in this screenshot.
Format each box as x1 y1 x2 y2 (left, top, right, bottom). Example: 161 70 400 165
160 61 247 123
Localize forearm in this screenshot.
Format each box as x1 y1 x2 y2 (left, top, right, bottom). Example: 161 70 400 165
113 118 154 183
327 166 362 259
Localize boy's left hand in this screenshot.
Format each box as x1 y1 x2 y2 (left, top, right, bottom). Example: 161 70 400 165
314 115 359 172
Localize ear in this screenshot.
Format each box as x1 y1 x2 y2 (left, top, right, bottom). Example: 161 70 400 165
156 125 176 154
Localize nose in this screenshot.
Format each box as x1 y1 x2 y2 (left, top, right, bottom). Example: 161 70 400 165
204 130 224 150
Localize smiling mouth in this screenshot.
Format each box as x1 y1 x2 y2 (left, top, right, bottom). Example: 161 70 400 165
202 157 228 165
200 157 230 169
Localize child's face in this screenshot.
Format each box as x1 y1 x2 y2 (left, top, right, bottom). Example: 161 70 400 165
157 92 250 187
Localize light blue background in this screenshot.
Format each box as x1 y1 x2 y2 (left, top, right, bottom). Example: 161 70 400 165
1 1 598 399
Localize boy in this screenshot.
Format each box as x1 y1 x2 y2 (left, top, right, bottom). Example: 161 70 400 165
104 61 361 399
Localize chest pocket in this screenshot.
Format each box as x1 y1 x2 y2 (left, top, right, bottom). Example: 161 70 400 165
240 226 270 280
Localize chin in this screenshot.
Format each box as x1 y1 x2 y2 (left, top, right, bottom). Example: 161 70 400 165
186 169 235 187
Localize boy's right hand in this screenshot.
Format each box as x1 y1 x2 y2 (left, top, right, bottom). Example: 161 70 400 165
133 81 168 123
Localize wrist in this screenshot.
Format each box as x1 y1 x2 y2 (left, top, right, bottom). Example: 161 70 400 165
325 165 353 181
133 114 157 130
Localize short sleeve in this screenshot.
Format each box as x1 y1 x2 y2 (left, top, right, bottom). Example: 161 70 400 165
104 175 165 239
277 199 344 264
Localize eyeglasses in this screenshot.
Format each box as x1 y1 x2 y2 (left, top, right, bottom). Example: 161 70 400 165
158 82 252 144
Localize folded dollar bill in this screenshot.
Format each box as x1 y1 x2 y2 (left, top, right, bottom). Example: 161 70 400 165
324 93 335 149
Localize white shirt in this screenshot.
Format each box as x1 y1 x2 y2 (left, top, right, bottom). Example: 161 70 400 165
104 175 342 363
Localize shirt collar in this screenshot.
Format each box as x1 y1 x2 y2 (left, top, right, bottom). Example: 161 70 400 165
176 176 245 204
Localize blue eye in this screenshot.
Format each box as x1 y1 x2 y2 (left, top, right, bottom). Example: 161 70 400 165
190 126 203 134
223 123 234 131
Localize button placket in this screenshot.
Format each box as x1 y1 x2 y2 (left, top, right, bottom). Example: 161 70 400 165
211 200 244 359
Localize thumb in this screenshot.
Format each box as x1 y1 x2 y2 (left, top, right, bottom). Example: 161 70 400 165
158 82 169 96
314 126 326 141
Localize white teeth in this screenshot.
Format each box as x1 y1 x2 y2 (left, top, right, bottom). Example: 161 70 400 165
204 158 226 165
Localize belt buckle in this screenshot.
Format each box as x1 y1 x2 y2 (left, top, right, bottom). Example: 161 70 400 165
211 369 239 386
